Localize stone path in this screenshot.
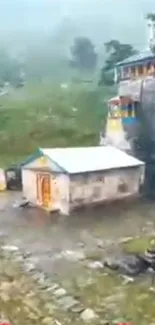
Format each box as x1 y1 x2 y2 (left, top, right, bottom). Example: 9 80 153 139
1 244 99 323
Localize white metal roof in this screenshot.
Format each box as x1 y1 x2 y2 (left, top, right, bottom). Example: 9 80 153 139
40 146 144 174
108 96 120 103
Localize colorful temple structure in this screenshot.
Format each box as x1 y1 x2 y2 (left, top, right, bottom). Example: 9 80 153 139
102 17 155 156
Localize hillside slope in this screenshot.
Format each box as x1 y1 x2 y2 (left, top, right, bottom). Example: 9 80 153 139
0 84 114 166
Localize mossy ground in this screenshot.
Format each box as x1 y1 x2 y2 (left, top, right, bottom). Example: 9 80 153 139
0 250 87 325
60 236 155 324
122 236 155 253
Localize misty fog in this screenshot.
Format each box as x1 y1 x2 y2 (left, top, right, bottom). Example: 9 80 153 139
0 0 155 50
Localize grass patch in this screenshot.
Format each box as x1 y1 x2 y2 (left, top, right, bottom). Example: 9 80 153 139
122 236 155 253
61 266 155 324
85 250 104 261
0 83 114 167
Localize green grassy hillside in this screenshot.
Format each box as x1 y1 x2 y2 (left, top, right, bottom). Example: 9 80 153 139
0 84 115 167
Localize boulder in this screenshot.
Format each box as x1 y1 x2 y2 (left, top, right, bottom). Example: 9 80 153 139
80 308 98 322
53 288 67 298
104 253 150 276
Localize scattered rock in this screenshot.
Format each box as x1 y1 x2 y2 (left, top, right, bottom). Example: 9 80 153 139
57 296 79 311
13 199 29 208
54 320 63 325
118 237 133 244
61 250 85 262
121 275 134 284
1 245 19 253
87 261 104 269
46 284 59 292
80 308 98 322
42 317 53 324
54 288 67 298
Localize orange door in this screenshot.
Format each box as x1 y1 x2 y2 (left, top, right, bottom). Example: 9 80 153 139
36 173 51 209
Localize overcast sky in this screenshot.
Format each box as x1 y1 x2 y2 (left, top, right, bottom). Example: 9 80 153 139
0 0 155 48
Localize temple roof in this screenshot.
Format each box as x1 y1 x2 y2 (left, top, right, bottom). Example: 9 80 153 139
116 49 155 67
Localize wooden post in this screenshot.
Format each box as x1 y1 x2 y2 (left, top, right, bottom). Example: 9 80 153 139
120 67 124 80
135 66 139 78
143 65 147 77
128 67 132 79
151 64 155 75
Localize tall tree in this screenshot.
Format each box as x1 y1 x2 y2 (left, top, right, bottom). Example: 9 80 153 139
146 13 155 21
104 40 137 71
70 37 97 71
99 40 137 85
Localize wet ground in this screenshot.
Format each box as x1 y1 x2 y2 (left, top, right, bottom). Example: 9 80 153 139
1 192 155 323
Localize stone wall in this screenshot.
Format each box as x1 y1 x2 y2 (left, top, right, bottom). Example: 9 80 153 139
69 167 144 208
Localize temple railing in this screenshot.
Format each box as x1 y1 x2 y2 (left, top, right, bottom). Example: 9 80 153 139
118 79 143 101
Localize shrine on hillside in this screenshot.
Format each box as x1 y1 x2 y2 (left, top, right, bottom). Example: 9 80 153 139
116 49 155 82
101 16 155 153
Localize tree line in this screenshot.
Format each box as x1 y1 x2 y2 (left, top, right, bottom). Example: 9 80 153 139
0 38 137 87
1 12 155 88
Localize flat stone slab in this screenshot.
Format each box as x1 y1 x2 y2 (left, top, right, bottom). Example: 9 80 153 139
57 296 79 310
46 284 59 292
54 288 67 297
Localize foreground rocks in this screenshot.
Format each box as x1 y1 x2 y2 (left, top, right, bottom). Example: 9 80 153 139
0 249 55 324
104 252 151 275
0 244 99 324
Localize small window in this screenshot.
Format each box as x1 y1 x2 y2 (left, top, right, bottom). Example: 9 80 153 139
98 176 105 182
118 181 128 193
